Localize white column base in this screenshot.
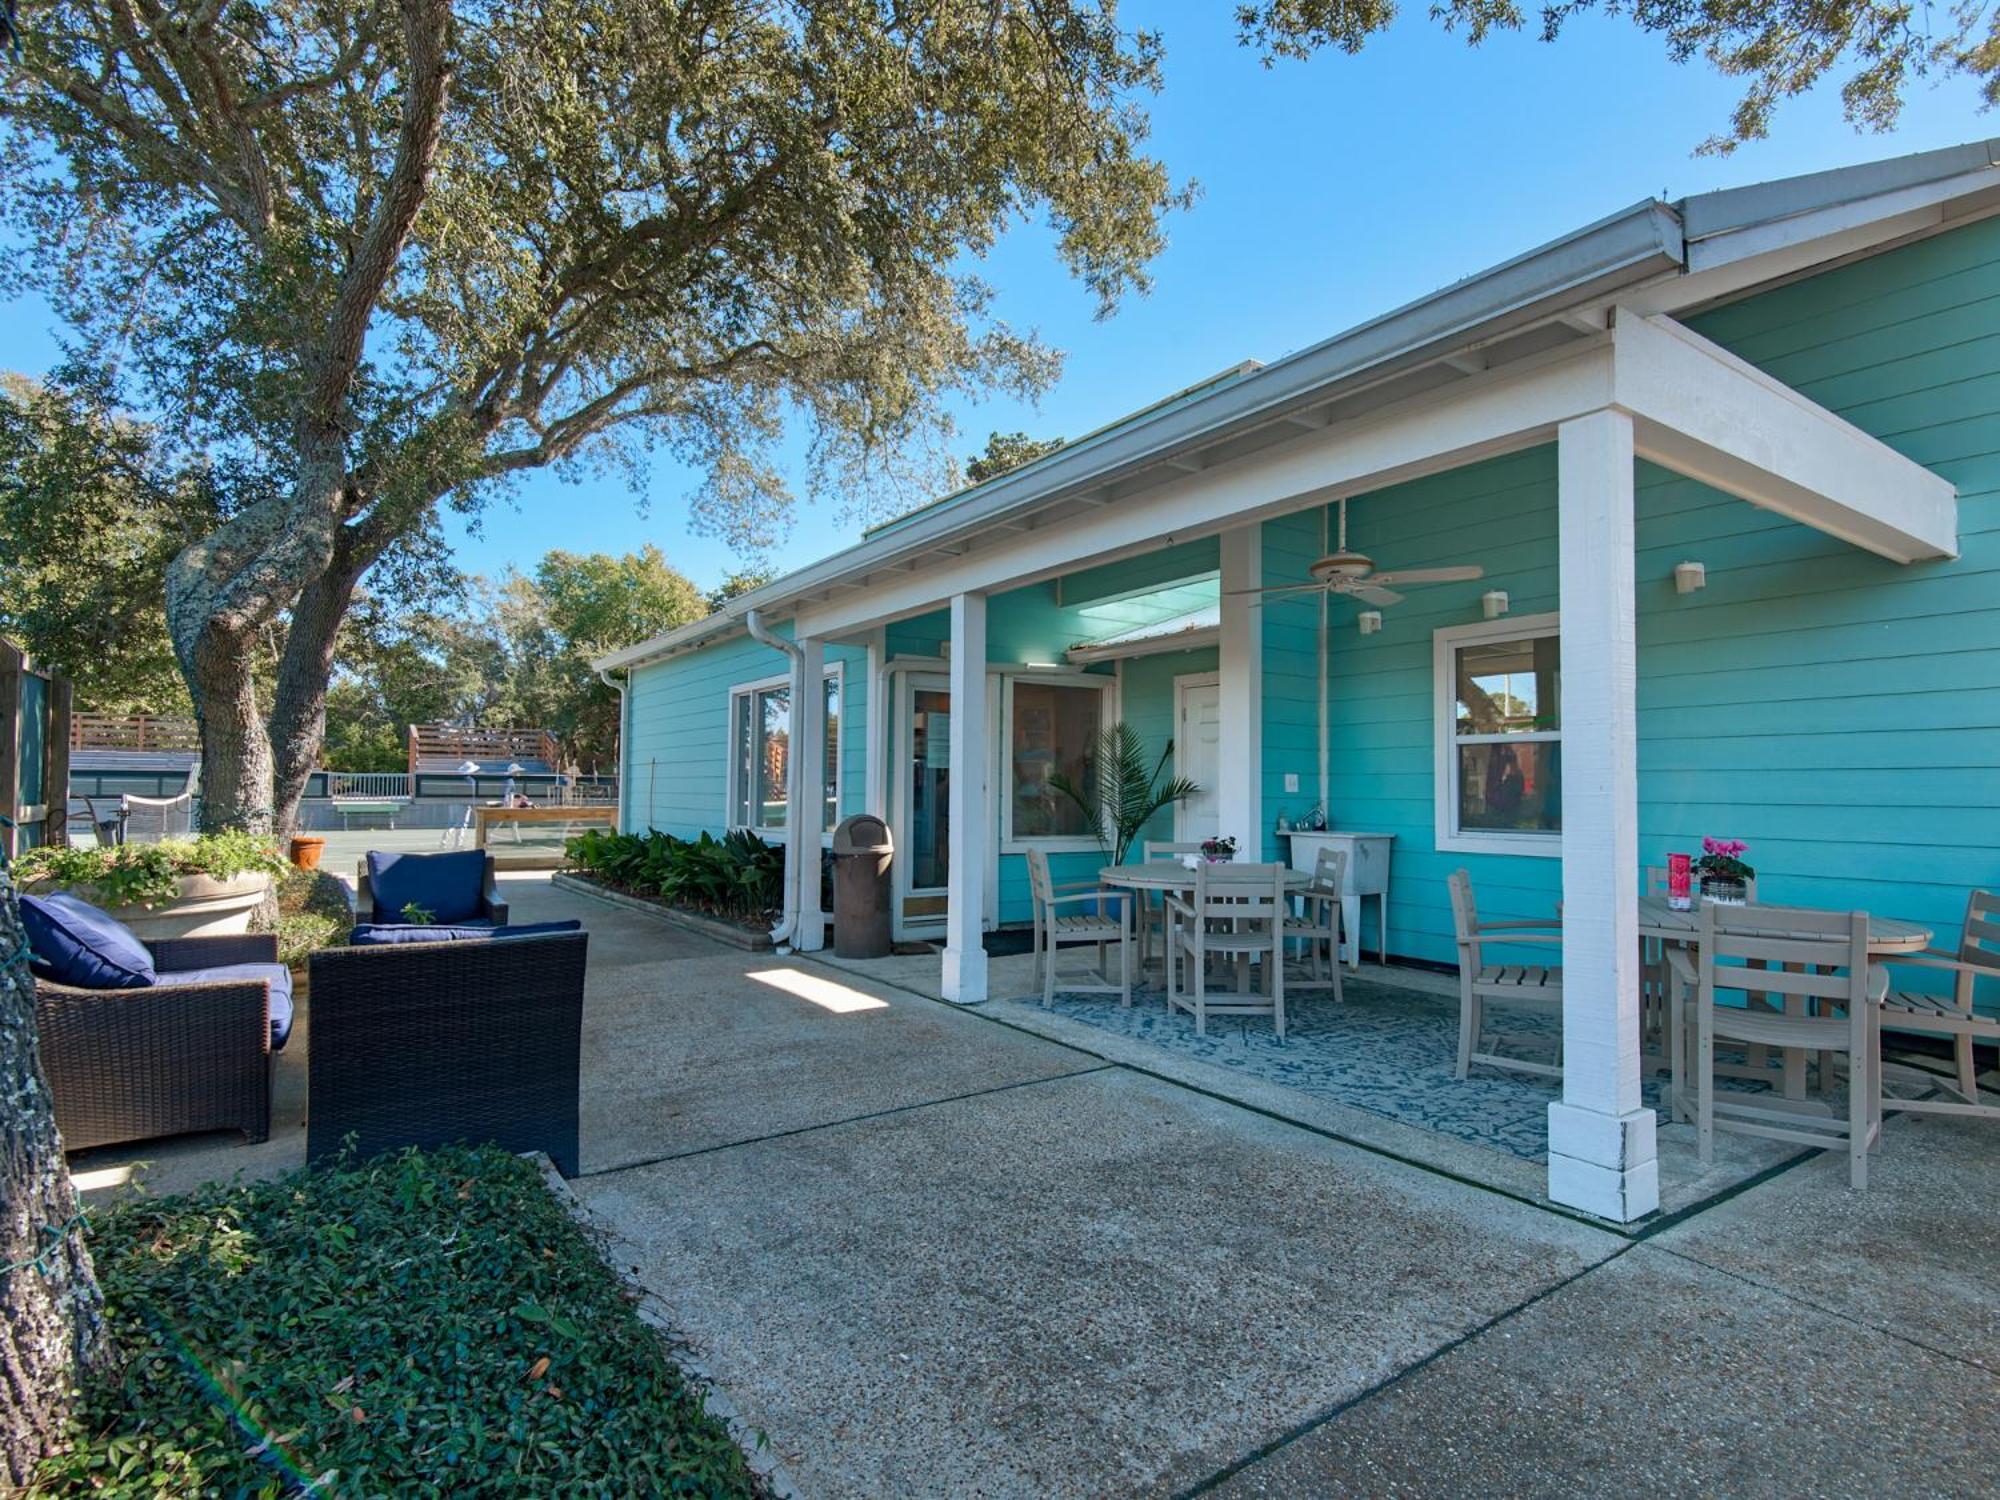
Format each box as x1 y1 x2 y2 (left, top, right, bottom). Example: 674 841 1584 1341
1547 1100 1659 1222
941 943 989 1005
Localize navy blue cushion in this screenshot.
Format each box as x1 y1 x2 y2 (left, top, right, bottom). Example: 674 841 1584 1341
154 962 294 1049
365 849 488 924
20 892 156 989
348 919 582 947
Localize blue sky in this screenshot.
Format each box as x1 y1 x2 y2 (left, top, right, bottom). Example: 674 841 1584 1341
4 3 1992 595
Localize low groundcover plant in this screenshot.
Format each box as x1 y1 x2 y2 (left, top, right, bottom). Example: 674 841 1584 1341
36 1146 760 1497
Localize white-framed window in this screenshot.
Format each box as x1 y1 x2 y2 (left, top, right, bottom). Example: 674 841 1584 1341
728 666 841 837
1433 614 1561 857
1000 672 1114 850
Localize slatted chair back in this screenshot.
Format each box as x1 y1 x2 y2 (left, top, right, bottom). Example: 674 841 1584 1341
1952 888 2000 989
1447 868 1480 958
1144 840 1205 864
1192 861 1287 924
1025 845 1055 908
1696 903 1869 1009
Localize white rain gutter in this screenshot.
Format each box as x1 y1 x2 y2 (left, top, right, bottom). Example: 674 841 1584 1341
744 609 803 949
596 666 630 830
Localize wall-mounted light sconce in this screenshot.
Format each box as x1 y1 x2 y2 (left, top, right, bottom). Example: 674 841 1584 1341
1674 561 1707 595
1357 610 1382 636
1481 590 1510 620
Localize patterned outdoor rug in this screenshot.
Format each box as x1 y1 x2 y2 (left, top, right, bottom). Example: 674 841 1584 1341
1044 976 1679 1162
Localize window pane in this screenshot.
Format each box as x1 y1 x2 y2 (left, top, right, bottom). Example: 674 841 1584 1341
823 675 840 833
1011 682 1101 839
1456 635 1560 735
754 685 790 830
1457 741 1561 833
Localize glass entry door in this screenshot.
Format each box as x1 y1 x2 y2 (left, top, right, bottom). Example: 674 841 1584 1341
895 673 951 934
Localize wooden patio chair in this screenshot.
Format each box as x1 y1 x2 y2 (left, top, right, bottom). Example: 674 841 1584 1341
1871 887 1999 1120
1137 841 1206 971
1447 869 1563 1080
1164 862 1289 1038
1668 903 1883 1189
1025 847 1132 1009
1281 844 1345 999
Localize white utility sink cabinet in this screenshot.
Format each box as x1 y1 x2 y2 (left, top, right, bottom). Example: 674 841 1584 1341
1280 831 1393 968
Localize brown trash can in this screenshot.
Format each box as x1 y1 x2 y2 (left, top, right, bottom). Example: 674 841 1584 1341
830 814 894 959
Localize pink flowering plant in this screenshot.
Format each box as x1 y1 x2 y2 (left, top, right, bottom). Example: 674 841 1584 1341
1693 836 1754 882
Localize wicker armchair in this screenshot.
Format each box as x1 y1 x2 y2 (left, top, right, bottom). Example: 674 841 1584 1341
354 851 509 926
307 931 587 1177
35 933 281 1151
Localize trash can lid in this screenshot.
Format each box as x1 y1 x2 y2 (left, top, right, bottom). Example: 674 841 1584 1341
830 813 893 854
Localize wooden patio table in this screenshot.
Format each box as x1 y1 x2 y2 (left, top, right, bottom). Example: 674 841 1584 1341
1100 862 1311 991
1636 895 1932 1102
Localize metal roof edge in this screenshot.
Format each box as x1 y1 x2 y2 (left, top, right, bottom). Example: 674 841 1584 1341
1679 138 2000 241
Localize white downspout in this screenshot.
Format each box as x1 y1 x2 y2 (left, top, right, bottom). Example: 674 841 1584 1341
596 666 629 830
745 609 803 949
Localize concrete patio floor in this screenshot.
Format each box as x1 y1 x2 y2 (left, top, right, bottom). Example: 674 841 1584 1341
72 877 2000 1497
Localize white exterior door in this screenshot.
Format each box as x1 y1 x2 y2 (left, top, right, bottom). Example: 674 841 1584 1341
1174 674 1222 844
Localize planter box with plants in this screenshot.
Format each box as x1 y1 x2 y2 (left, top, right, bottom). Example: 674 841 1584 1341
17 832 288 939
562 828 783 939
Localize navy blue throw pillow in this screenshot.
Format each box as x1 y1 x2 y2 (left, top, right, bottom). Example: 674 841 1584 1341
20 892 157 989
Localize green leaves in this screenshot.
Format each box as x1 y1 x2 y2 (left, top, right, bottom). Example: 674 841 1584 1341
38 1146 758 1497
565 828 784 923
16 832 287 908
1048 720 1200 866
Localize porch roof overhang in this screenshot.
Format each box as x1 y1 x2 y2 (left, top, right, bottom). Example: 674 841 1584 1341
595 139 1993 673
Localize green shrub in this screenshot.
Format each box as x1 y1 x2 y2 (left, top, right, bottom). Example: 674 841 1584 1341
38 1146 760 1497
256 865 354 968
17 831 287 908
564 828 782 922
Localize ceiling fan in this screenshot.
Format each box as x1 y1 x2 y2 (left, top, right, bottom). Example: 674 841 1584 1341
1228 498 1484 607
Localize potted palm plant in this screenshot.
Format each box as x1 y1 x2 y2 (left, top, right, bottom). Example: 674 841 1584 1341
1048 722 1200 867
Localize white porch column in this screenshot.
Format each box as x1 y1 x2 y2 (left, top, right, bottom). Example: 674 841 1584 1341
864 627 888 816
1549 409 1657 1222
942 592 989 1002
793 634 827 952
1218 524 1263 852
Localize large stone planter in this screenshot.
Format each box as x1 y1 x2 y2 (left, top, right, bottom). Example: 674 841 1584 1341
40 871 274 939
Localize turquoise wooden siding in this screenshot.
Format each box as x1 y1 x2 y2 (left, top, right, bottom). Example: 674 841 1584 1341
1120 645 1220 857
623 626 868 840
621 215 2000 969
1325 213 2000 968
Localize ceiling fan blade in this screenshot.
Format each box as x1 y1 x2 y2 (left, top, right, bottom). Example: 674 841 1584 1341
1352 585 1404 607
1224 583 1326 598
1367 565 1484 587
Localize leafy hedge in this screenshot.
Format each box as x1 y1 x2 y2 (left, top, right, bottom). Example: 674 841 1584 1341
565 828 782 923
40 1147 760 1497
257 864 355 968
17 831 287 908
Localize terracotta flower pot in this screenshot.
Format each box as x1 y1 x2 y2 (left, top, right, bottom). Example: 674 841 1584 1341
290 834 327 870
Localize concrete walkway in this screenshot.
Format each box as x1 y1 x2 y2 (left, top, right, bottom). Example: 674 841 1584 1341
77 879 2000 1496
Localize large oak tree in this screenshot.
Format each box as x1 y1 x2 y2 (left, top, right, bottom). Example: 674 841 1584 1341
2 0 1186 833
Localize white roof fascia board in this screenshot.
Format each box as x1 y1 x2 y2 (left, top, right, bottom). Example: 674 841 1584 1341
591 203 1681 673
1066 624 1223 665
1679 138 2000 242
1613 310 1958 563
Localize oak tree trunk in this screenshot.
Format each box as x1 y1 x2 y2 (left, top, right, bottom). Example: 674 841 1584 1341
187 627 277 835
0 875 110 1485
269 556 367 838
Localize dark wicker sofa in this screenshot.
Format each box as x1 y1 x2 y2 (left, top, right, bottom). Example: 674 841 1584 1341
307 930 587 1176
35 933 281 1151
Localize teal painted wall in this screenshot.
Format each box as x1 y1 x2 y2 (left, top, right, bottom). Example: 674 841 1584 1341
623 625 869 841
622 216 2000 971
1325 213 2000 969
